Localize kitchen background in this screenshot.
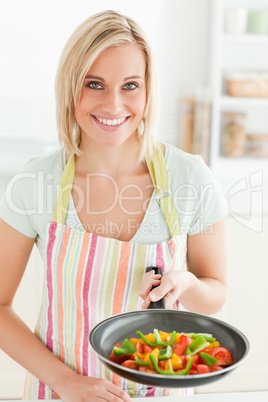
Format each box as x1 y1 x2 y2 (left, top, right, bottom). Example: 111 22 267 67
0 0 267 399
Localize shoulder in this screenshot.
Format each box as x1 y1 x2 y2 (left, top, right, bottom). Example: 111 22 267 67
21 148 65 176
163 143 225 201
163 143 207 183
0 148 66 239
3 148 65 206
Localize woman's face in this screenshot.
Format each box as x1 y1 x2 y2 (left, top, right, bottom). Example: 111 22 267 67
75 43 147 149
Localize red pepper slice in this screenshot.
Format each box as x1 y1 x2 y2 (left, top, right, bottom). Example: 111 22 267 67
143 345 154 354
136 341 144 354
109 343 132 364
173 335 191 356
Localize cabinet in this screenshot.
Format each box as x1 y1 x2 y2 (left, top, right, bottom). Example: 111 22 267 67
209 0 268 180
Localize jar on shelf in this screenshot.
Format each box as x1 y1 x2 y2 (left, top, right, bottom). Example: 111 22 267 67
249 10 268 35
221 112 246 157
247 133 268 158
180 98 196 154
225 7 248 35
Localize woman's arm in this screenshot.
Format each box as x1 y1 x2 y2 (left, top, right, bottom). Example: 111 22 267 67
139 218 227 314
0 218 130 402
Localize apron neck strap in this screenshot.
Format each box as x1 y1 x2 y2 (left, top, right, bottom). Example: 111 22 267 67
146 142 180 237
53 144 181 237
52 154 75 224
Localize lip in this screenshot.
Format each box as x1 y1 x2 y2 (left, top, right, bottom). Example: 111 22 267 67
91 114 130 132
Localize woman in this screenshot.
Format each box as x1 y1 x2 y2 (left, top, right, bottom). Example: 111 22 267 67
0 10 227 400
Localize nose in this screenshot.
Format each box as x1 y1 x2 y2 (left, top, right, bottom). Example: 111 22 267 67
102 89 123 115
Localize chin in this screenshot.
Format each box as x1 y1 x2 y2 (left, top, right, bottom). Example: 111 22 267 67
97 132 136 148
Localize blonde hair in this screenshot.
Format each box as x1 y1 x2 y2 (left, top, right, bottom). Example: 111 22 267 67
54 10 159 163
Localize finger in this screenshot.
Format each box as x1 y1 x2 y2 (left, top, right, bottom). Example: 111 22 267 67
101 379 132 401
163 290 178 309
148 276 175 302
141 297 150 309
139 272 161 299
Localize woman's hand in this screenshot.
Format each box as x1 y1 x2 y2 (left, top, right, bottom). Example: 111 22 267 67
139 270 190 309
139 220 228 314
57 372 132 402
139 270 162 307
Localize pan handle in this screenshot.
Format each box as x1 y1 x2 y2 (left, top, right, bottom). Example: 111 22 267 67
145 267 165 309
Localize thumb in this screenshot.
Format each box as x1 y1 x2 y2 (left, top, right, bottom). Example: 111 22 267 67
149 284 165 302
149 274 175 303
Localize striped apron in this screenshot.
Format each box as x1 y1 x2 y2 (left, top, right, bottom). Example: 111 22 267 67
23 143 192 399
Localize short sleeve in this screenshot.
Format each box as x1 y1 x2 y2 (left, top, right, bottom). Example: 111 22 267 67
0 161 38 238
187 158 228 236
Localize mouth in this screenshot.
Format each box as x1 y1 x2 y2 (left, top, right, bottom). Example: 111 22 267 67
92 114 131 131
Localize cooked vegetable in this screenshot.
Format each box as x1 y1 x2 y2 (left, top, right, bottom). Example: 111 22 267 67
183 333 216 342
109 329 233 376
199 352 218 367
205 347 233 366
136 329 176 347
185 335 209 356
113 338 137 357
134 356 151 366
159 345 173 360
150 354 194 375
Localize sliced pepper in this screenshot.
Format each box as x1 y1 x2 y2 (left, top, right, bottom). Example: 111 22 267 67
173 334 191 356
150 354 193 375
113 339 137 357
183 333 216 342
134 355 151 366
185 335 209 356
199 352 218 367
164 353 182 370
159 345 173 360
159 331 169 342
136 329 176 347
130 337 139 345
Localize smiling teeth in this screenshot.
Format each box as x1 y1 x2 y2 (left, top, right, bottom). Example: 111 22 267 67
96 117 127 126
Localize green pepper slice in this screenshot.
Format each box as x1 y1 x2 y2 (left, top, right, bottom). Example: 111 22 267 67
183 333 216 342
134 356 151 366
150 354 194 375
185 335 209 356
136 329 176 347
113 339 137 357
159 345 173 360
199 352 218 367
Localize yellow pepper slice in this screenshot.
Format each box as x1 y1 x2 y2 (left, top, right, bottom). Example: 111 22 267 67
130 338 139 345
139 333 155 344
144 348 159 367
159 331 169 342
164 353 182 370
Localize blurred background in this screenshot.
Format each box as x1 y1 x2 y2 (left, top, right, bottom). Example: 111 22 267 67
0 0 267 399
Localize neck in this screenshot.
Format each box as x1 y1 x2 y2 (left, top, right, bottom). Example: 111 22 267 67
76 135 144 177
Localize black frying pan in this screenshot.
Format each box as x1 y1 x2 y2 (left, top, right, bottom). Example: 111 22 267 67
89 269 250 388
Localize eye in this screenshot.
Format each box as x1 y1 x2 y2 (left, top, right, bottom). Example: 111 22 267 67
124 82 138 90
86 81 103 89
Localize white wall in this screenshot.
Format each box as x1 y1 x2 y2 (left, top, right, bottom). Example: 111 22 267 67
156 0 211 145
0 0 210 147
196 214 268 394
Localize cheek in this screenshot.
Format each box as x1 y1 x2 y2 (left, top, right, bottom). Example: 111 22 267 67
134 92 147 117
75 94 91 120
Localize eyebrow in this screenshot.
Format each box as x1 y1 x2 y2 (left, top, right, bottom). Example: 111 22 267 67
85 75 144 81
